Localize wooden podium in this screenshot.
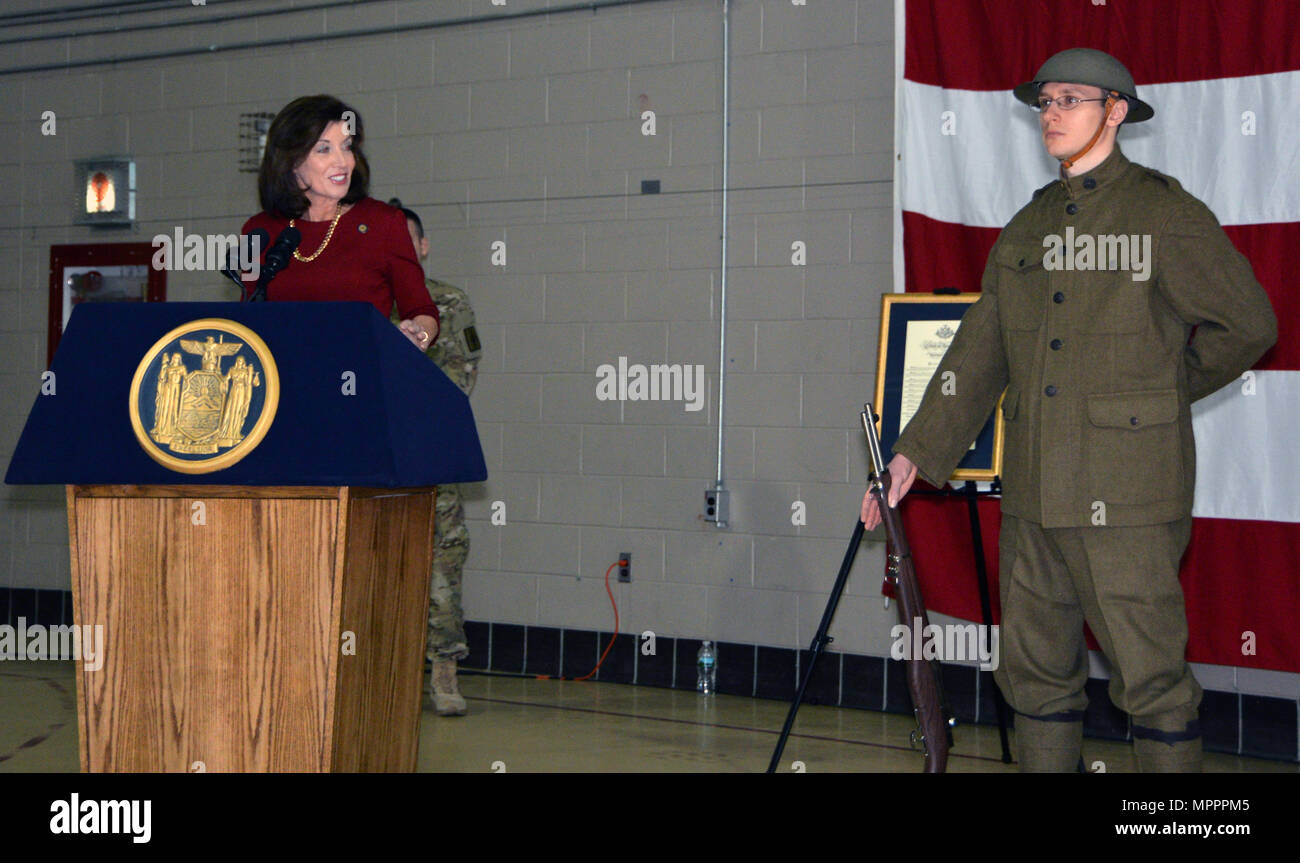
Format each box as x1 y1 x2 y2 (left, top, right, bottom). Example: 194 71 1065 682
9 303 487 773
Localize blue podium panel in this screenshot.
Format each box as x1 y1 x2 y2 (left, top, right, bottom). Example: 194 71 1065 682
5 302 487 487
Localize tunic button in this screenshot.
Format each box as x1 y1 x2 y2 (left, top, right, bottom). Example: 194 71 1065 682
1050 338 1063 350
1053 292 1065 303
1083 178 1096 190
1018 258 1025 267
1044 385 1058 397
1066 203 1078 215
1130 416 1139 426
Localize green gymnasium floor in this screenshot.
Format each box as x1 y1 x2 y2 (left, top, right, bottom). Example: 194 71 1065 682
1 662 1292 773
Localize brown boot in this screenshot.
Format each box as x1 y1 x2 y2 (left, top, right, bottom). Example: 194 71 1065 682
431 659 467 716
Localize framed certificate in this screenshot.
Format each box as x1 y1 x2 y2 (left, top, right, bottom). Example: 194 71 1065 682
872 293 1004 481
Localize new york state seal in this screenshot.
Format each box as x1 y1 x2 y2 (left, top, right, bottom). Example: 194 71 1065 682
129 318 279 473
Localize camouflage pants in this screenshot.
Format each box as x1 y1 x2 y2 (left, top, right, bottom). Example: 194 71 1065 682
427 484 469 661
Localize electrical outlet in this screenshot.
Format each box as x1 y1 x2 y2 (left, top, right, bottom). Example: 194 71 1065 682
703 487 729 528
618 552 631 583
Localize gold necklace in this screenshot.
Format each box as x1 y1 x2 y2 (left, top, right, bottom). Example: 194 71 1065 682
290 202 343 262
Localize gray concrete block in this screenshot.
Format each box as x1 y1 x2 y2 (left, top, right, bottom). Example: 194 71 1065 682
630 62 718 116
539 474 623 527
544 170 628 223
501 323 583 372
501 222 586 274
705 585 798 647
755 427 848 482
851 206 892 264
545 272 625 323
584 322 668 371
502 423 581 474
761 102 854 159
590 10 674 69
664 530 754 586
621 377 712 426
665 425 754 480
462 569 536 625
537 572 625 631
664 319 726 369
590 217 670 271
806 44 874 105
474 472 541 526
62 114 130 161
804 154 893 210
395 85 470 134
804 263 889 320
365 135 432 186
162 64 228 109
731 50 805 109
755 211 853 267
856 0 894 44
435 29 509 83
500 522 581 576
541 373 625 424
617 580 708 645
588 118 670 173
467 174 547 225
507 123 588 176
470 77 547 129
762 0 858 52
26 72 107 117
666 215 720 270
124 111 191 156
431 129 509 181
755 319 851 373
789 482 876 539
579 526 666 582
510 20 590 77
463 272 544 324
472 372 541 422
671 2 723 61
627 164 715 219
727 480 803 538
548 69 628 124
854 97 893 155
627 269 712 322
801 374 874 429
721 372 801 427
580 425 665 477
725 266 804 321
621 477 706 530
726 158 806 216
849 317 883 374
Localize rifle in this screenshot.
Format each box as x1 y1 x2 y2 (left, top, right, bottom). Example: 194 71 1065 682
862 403 955 773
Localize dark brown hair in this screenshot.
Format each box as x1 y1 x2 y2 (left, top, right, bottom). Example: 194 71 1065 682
257 95 369 218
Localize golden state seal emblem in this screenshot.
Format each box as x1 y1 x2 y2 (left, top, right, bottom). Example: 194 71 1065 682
129 318 279 473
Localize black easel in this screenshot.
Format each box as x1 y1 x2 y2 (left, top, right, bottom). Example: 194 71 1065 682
766 520 865 773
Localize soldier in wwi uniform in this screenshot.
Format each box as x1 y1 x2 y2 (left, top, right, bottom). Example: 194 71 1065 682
390 199 482 716
861 50 1276 771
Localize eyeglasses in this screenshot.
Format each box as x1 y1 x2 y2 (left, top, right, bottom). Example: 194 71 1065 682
1031 95 1111 112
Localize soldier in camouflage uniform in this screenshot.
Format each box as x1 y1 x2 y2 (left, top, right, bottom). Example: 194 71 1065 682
390 199 482 716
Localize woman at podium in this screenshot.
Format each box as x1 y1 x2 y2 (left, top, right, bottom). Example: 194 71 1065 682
241 95 438 349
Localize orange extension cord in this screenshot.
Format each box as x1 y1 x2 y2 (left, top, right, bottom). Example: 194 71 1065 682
535 558 621 682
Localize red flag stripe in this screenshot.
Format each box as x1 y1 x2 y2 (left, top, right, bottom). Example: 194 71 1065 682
905 0 1300 90
902 213 1299 373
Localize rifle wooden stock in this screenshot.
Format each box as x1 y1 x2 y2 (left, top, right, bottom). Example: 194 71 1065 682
863 405 954 773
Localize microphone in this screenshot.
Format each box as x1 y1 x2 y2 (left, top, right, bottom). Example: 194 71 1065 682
249 226 300 302
225 228 270 299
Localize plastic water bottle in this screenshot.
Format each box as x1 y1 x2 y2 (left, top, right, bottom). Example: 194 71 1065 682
696 641 717 694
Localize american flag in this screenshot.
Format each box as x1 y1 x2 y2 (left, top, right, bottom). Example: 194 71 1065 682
894 0 1299 673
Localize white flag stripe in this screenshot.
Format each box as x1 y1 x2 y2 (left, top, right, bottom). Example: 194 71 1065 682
900 70 1300 228
1192 370 1300 524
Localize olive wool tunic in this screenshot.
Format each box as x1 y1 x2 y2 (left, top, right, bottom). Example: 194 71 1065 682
893 147 1277 529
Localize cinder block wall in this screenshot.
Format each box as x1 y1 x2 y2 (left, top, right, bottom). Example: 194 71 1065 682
1 0 1292 706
